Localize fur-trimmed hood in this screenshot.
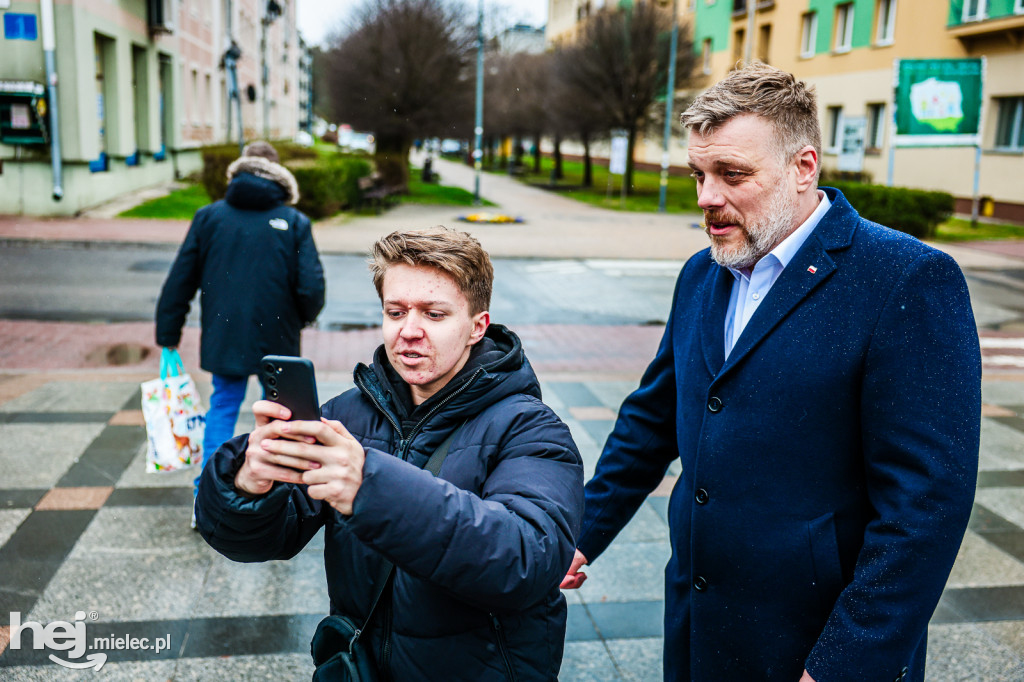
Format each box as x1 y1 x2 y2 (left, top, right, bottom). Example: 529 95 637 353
226 156 300 205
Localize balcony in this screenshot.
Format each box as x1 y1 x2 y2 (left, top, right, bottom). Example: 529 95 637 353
948 12 1024 47
731 0 774 18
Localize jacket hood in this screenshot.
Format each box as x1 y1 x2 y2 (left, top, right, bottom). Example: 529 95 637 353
225 156 300 207
354 324 540 433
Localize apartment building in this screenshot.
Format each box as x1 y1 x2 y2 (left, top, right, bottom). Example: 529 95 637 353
0 0 310 216
548 0 1024 220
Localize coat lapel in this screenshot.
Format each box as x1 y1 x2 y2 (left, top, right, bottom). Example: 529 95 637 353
720 241 836 376
716 188 859 378
700 264 732 376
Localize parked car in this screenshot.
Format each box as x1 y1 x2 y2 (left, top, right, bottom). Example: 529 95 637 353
440 139 465 157
338 125 375 153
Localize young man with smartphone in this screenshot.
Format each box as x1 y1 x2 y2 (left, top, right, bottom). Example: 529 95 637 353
195 226 584 681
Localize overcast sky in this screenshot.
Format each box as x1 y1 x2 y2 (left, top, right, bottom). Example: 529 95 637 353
297 0 548 48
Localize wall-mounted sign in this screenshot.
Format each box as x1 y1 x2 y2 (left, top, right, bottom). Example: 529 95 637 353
4 13 38 41
894 58 984 147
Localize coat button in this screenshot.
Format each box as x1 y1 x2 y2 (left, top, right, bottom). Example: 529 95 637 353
693 576 708 591
695 488 709 505
707 397 723 413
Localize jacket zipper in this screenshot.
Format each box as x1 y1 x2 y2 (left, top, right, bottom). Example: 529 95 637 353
380 600 393 682
355 367 484 461
353 367 484 676
490 613 518 682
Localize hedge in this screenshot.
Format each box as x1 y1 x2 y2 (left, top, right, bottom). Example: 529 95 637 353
199 143 370 219
827 181 954 240
290 156 372 219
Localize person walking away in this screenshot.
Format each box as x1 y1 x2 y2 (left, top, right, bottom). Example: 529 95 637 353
155 141 325 516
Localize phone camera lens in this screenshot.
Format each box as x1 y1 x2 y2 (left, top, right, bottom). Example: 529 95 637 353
262 362 276 374
266 376 277 387
269 389 279 399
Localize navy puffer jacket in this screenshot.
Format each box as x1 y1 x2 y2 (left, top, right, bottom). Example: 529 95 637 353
155 156 325 376
196 325 584 681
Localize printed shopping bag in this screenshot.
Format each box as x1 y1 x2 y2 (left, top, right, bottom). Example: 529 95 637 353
141 348 205 472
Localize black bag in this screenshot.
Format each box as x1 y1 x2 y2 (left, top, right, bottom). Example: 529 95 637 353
310 614 379 682
310 425 464 681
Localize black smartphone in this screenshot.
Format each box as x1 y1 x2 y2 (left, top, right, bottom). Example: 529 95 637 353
259 355 321 421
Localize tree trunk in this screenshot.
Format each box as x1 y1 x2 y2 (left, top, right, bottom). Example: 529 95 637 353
553 134 563 181
582 135 593 188
374 134 410 189
532 133 542 174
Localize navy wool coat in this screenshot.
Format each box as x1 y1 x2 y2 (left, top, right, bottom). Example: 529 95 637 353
156 157 325 376
196 325 584 681
577 189 981 682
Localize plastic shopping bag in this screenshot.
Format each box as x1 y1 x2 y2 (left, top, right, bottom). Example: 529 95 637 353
141 348 205 472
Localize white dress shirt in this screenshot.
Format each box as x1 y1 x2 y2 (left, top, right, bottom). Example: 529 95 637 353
723 191 831 358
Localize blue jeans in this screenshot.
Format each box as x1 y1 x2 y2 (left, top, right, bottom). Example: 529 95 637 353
196 373 249 494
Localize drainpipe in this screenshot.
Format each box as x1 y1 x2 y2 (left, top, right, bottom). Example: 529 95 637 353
40 0 63 200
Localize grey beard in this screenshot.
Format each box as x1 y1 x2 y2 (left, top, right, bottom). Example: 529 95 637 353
708 190 798 270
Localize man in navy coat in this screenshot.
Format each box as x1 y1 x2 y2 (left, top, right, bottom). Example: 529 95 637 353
561 63 981 681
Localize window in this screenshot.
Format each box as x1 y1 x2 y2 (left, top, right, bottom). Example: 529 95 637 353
800 12 817 58
875 0 896 45
826 106 843 152
866 103 886 150
758 23 771 62
702 38 712 74
962 0 986 21
204 73 212 127
834 3 854 53
1016 0 1024 14
994 97 1024 150
734 28 745 62
191 68 198 126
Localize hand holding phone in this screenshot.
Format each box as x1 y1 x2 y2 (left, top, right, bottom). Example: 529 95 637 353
258 355 321 421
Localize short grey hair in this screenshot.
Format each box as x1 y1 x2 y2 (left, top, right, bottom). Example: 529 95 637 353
242 140 279 163
681 62 821 168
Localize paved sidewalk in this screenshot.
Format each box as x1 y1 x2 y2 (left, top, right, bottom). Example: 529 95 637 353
2 336 1024 680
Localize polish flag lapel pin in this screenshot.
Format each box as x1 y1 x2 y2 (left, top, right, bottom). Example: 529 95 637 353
807 265 818 274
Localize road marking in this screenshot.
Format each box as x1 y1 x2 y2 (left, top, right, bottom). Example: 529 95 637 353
980 338 1024 350
984 355 1024 368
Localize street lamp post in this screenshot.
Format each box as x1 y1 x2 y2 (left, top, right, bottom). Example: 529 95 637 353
744 0 757 65
473 0 484 205
261 0 282 140
658 0 679 213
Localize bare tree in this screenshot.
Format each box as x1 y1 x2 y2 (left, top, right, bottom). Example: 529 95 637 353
322 0 475 187
559 1 695 193
550 46 611 187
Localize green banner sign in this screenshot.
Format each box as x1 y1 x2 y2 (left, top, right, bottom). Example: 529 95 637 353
894 58 984 147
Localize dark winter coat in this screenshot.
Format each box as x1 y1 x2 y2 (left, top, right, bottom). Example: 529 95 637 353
155 156 325 376
196 325 584 681
577 189 981 682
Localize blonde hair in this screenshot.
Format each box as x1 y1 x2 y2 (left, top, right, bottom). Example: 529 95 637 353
681 62 821 167
369 226 493 314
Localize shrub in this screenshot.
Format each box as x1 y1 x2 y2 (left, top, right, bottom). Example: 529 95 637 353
827 181 954 240
200 144 241 201
200 144 372 219
288 156 372 219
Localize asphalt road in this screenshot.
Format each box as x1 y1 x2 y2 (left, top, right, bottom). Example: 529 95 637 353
0 242 682 329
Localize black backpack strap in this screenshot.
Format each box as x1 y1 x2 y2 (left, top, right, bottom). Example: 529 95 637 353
356 422 467 640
